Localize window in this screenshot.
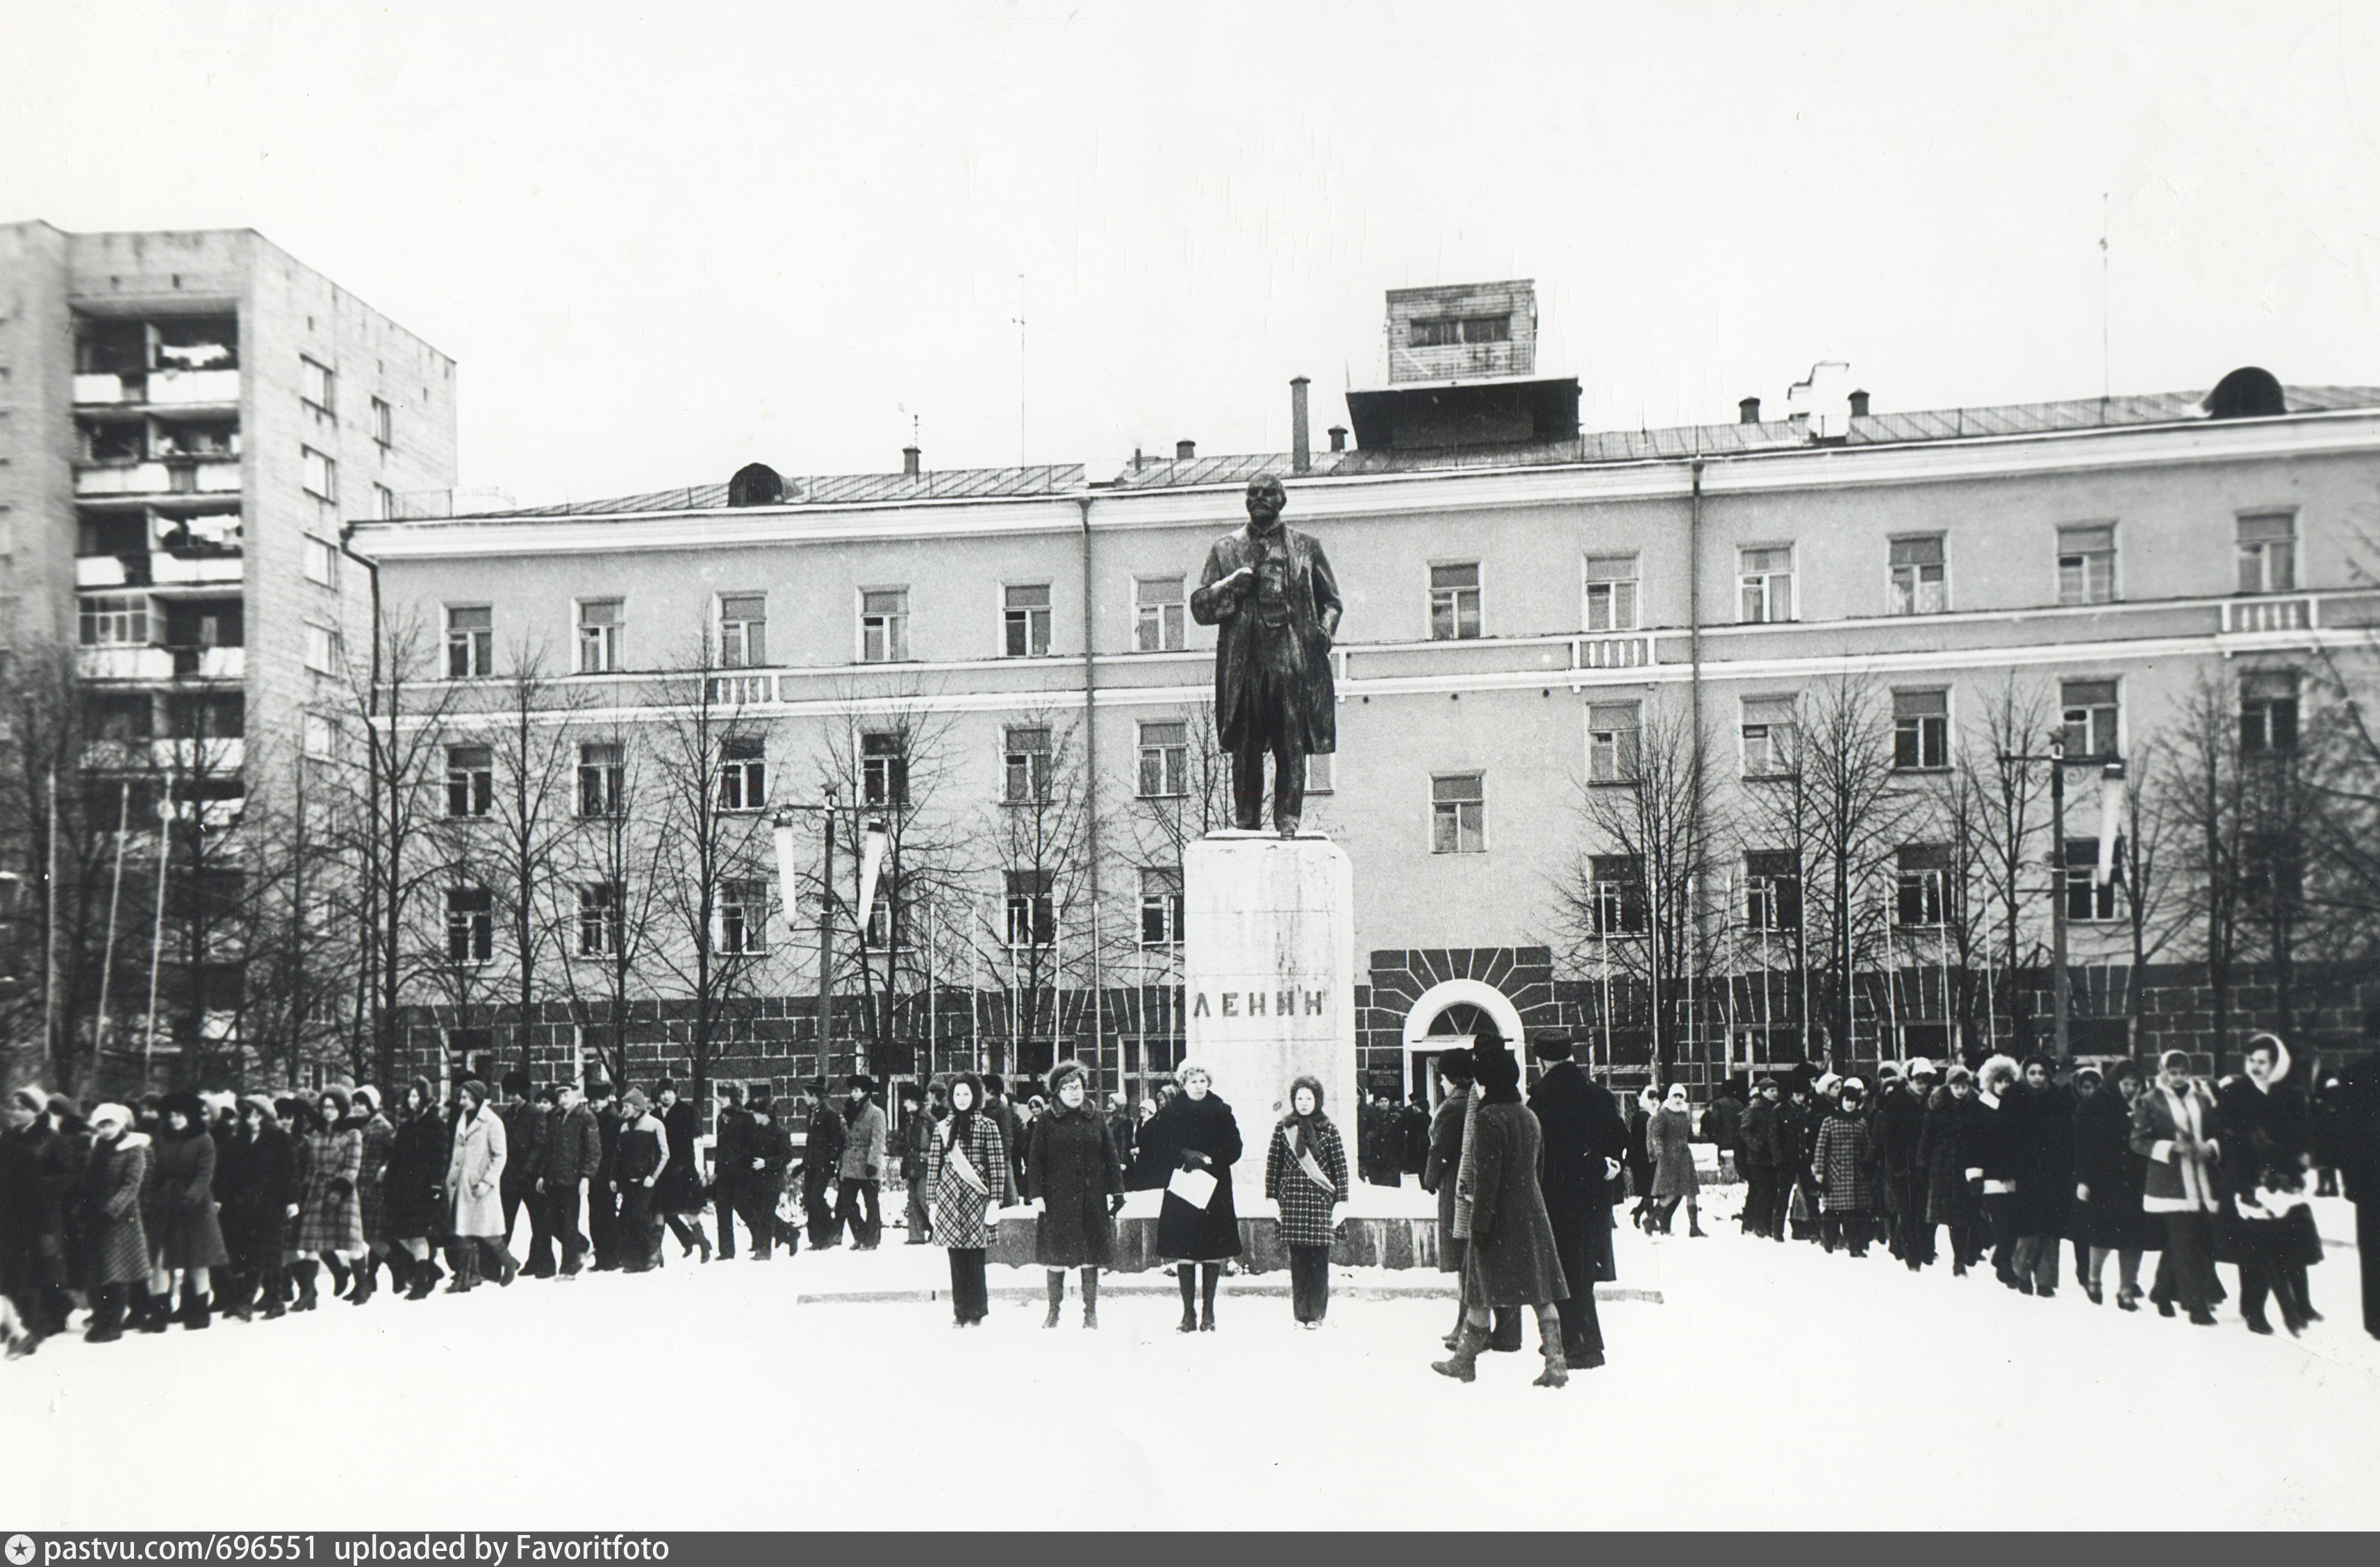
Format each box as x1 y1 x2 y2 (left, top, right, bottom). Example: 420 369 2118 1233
1003 584 1052 658
2058 524 2115 605
301 447 336 502
860 589 909 663
1889 536 1947 615
1003 727 1051 804
1894 845 1952 927
1585 554 1639 632
1739 547 1794 623
1589 855 1646 935
2237 513 2297 594
862 877 906 950
304 622 343 675
1430 773 1485 854
302 713 340 761
1410 315 1510 347
1134 576 1186 652
861 731 908 806
1587 702 1640 784
2242 834 2305 914
303 536 339 588
1305 752 1334 795
2060 679 2119 760
370 395 392 447
718 879 768 956
445 745 492 818
577 883 622 956
2240 670 2300 754
577 599 622 673
718 734 767 811
1137 720 1187 798
300 356 334 414
446 606 493 679
1005 869 1056 947
167 692 244 738
718 594 766 668
1429 563 1482 640
577 742 624 818
1892 689 1949 771
1741 696 1797 778
1139 866 1184 947
446 886 493 965
373 483 396 522
1743 850 1802 931
2064 840 2117 923
79 594 149 646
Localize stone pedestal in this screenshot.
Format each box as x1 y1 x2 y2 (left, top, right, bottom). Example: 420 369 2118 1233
1182 831 1356 1200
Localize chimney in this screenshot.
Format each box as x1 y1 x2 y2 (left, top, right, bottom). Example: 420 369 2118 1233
902 445 921 478
1176 439 1196 461
1133 447 1144 472
1290 376 1312 475
1847 389 1870 418
1328 424 1348 453
1738 397 1762 425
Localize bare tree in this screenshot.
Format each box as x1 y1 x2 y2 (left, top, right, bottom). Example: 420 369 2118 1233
549 716 667 1092
2164 672 2249 1073
959 705 1092 1079
2110 740 2179 1057
1962 676 2055 1056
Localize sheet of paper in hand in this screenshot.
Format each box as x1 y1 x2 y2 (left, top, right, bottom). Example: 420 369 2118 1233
1168 1166 1220 1210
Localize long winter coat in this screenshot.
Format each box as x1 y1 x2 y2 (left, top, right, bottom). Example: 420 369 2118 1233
446 1104 509 1238
1264 1113 1349 1250
1871 1081 1931 1213
840 1099 889 1184
1189 520 1343 755
383 1113 448 1240
1812 1111 1878 1215
657 1099 705 1213
1141 1091 1243 1261
2131 1081 2222 1216
1917 1090 1986 1227
217 1120 296 1270
143 1125 229 1270
1648 1105 1700 1198
499 1100 547 1199
2007 1083 2076 1239
927 1112 1014 1252
1529 1063 1627 1210
82 1130 152 1286
1025 1102 1126 1267
800 1102 845 1199
1421 1094 1469 1273
2072 1088 2160 1252
356 1113 395 1245
1739 1095 1782 1172
296 1123 365 1256
0 1123 67 1296
1460 1099 1568 1309
2214 1076 2322 1270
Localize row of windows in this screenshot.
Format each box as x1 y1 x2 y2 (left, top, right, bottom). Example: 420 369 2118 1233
298 356 397 446
449 513 2303 679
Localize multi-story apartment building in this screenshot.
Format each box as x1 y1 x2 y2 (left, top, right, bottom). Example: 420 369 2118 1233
0 222 456 1078
346 284 2380 1111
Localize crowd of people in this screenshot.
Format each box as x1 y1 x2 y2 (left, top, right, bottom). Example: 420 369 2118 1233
1691 1031 2377 1340
6 1025 2369 1368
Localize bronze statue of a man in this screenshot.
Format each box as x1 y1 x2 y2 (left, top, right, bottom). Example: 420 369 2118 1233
1190 473 1344 835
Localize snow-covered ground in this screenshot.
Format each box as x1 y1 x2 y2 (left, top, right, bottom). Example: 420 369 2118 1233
6 1195 2374 1531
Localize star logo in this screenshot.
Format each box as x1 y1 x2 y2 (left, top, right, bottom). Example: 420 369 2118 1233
6 1534 35 1566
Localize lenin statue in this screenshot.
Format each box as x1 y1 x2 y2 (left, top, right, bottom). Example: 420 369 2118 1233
1190 473 1344 836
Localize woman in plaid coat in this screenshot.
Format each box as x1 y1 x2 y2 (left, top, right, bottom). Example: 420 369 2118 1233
1810 1080 1879 1255
1264 1075 1348 1327
294 1087 365 1309
1023 1061 1126 1328
350 1086 397 1302
78 1105 150 1342
927 1073 1014 1326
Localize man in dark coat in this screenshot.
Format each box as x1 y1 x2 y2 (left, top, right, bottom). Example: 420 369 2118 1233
1778 1081 1822 1241
1739 1077 1784 1241
1399 1091 1431 1179
984 1074 1027 1195
1187 472 1344 836
536 1079 604 1278
1872 1059 1940 1268
1 1086 67 1346
2008 1056 2074 1297
1528 1037 1625 1369
796 1080 846 1250
497 1071 549 1270
1701 1079 1745 1182
900 1083 936 1245
743 1093 795 1259
711 1084 757 1259
2317 1053 2380 1340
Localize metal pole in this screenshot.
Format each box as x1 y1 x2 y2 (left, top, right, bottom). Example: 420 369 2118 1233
42 769 59 1084
94 783 131 1069
819 806 835 1071
144 774 172 1084
2050 734 2070 1058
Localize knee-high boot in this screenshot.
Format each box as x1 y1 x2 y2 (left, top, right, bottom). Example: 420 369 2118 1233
1042 1270 1065 1329
1177 1264 1198 1333
1432 1317 1489 1382
1081 1267 1099 1328
290 1259 321 1311
1198 1262 1220 1331
1530 1304 1569 1388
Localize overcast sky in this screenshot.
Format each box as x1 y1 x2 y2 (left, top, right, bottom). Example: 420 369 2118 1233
10 1 2380 505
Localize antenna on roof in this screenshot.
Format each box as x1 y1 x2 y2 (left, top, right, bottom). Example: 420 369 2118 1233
2099 192 2111 413
1014 274 1027 467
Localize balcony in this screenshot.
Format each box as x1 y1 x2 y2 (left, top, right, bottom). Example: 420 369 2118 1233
2220 596 2316 634
155 737 244 773
76 458 240 498
180 647 245 680
74 370 240 407
76 555 135 588
150 553 244 586
170 797 247 832
78 645 174 681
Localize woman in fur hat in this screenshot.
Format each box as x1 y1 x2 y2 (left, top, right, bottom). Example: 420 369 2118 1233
345 1086 397 1303
1810 1079 1879 1256
2215 1033 2324 1334
1646 1083 1705 1237
1264 1073 1348 1327
383 1080 449 1298
1138 1059 1243 1332
926 1072 1014 1326
291 1086 365 1309
445 1079 515 1289
2132 1050 2225 1325
1024 1059 1127 1329
1918 1066 1988 1274
217 1095 297 1319
2073 1059 2161 1309
1432 1041 1571 1388
78 1104 150 1343
141 1093 229 1330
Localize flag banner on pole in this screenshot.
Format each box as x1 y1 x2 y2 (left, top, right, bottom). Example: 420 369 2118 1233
772 819 802 931
2094 762 2125 886
856 826 889 934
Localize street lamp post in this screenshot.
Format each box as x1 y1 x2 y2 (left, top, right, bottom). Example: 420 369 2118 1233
2001 729 2124 1060
772 784 838 1070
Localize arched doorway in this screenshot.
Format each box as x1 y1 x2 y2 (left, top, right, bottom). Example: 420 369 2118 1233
1401 979 1529 1107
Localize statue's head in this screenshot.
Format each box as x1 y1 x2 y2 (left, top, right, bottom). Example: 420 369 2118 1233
1244 472 1286 530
